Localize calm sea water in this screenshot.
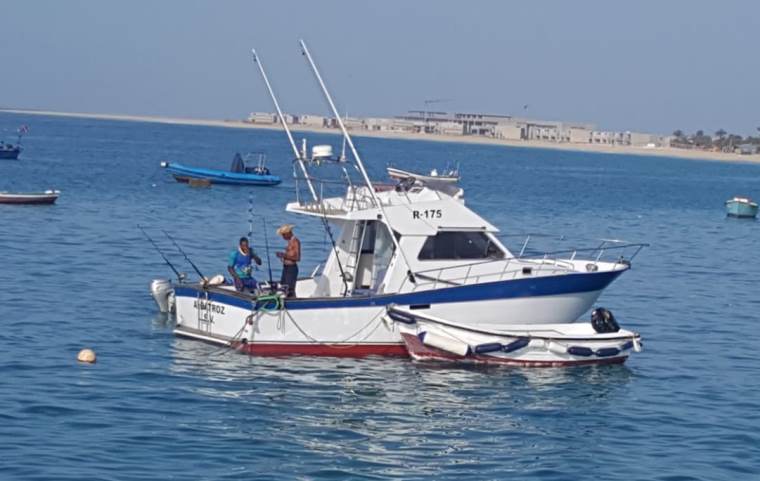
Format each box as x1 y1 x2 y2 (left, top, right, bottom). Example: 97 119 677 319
1 112 759 480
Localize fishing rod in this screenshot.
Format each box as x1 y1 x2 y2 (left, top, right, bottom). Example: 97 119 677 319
137 225 182 280
261 217 274 287
162 230 206 280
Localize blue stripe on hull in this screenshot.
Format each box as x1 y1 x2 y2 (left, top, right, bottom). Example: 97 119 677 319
175 269 624 311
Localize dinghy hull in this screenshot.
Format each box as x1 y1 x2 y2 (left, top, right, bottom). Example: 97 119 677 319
162 162 281 186
389 306 640 367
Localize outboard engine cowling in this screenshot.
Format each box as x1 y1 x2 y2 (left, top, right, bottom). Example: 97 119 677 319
591 307 620 333
150 279 175 313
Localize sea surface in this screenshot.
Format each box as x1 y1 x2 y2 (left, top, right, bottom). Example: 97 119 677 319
1 112 759 480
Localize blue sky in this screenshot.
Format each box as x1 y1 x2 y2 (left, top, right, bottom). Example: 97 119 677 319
3 0 759 135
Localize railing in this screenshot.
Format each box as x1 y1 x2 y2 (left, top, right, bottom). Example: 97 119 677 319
401 240 648 293
294 175 394 215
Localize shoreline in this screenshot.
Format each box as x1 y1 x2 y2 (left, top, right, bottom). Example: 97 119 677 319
3 108 759 164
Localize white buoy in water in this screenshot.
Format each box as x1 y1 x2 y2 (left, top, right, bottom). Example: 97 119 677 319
77 348 96 363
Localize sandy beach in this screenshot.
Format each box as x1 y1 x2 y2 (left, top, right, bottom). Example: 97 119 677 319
3 108 759 164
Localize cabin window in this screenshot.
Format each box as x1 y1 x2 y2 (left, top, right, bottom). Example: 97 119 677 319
417 232 504 260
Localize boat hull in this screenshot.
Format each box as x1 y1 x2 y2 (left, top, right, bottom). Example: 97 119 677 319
390 307 640 367
164 162 281 186
0 192 59 205
399 333 629 367
171 269 622 358
0 148 21 160
726 200 758 218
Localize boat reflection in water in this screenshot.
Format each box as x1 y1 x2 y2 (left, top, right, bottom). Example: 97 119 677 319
167 333 633 474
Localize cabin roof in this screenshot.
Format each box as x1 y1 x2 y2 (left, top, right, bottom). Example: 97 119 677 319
286 186 498 235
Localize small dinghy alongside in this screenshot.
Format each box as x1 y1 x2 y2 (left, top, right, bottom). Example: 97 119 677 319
725 196 758 219
161 152 281 186
0 190 60 205
386 306 641 367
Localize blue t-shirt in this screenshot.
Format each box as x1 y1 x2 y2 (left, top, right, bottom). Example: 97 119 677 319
228 248 256 278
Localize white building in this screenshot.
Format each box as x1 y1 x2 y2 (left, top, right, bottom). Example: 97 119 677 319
248 112 276 124
297 114 326 127
494 123 522 140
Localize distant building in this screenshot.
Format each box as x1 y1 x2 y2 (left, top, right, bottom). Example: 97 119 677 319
591 131 671 147
397 111 597 142
327 116 364 130
248 112 276 124
247 109 672 149
494 123 522 140
297 114 326 127
738 144 758 155
567 127 592 143
364 117 419 132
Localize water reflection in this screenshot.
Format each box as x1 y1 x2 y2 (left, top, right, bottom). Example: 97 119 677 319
165 334 636 477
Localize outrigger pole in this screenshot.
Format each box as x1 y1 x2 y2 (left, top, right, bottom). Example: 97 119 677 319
251 49 318 202
299 39 417 282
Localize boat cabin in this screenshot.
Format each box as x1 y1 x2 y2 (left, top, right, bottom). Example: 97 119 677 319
230 152 272 176
285 178 527 299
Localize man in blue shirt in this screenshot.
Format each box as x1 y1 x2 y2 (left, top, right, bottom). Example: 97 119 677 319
228 237 262 292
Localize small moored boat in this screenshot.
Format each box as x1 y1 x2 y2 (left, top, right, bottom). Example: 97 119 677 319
725 196 758 218
0 143 22 160
387 166 459 185
0 125 29 160
161 152 281 186
0 190 60 205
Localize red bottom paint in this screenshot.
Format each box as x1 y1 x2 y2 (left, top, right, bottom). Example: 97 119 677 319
400 333 627 368
230 341 409 358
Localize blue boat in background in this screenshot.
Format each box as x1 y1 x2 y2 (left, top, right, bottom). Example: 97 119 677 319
725 196 758 218
161 152 281 186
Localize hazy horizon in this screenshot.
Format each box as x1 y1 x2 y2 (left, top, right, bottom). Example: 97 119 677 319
3 0 759 136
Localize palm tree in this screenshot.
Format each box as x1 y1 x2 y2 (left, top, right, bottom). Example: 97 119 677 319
672 129 684 138
715 129 727 139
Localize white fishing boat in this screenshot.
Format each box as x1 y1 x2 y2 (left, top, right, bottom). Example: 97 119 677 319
150 41 646 359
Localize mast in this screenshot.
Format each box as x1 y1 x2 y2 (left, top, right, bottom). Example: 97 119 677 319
251 49 318 202
298 39 417 282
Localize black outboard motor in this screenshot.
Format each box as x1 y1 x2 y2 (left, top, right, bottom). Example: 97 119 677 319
591 307 620 333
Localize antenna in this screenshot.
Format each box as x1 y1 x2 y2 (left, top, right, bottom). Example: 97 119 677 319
251 48 318 202
299 39 417 282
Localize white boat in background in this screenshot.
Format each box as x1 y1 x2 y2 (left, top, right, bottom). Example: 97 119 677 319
150 40 646 363
387 165 459 184
0 190 60 205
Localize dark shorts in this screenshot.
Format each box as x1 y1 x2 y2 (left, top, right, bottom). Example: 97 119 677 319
281 264 298 297
235 277 258 292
